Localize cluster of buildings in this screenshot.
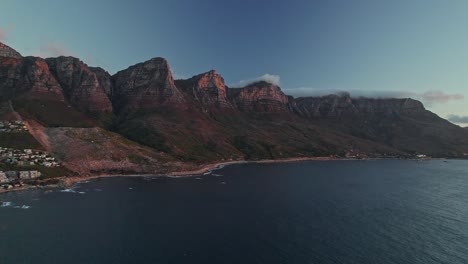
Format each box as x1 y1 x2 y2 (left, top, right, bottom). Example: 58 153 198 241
0 170 41 183
0 147 62 189
0 120 63 190
0 120 28 133
1 148 60 167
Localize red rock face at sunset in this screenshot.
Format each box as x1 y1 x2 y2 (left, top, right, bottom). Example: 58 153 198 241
228 81 291 112
89 66 114 98
0 56 64 100
113 57 184 113
176 70 232 108
0 41 467 167
45 57 113 113
0 42 22 59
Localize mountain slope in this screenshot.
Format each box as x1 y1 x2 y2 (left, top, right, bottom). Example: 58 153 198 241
294 94 468 157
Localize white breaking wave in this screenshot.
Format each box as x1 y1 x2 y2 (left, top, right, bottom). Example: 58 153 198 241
1 202 31 209
1 201 12 207
60 188 85 194
13 205 31 209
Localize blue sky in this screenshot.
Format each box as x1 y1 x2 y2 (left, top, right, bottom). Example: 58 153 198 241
1 0 467 125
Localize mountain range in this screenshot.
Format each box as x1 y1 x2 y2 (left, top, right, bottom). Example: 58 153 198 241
1 42 467 175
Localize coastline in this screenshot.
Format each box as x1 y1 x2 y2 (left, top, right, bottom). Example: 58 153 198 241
0 156 336 194
62 156 336 186
1 156 442 195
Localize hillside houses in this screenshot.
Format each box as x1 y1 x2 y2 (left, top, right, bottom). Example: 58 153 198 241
0 170 41 182
0 120 28 133
0 170 42 189
0 147 60 167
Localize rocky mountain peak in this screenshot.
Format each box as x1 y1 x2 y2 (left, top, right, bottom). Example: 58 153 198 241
175 69 232 108
112 57 184 112
228 81 290 112
0 42 22 59
45 56 113 113
194 70 226 89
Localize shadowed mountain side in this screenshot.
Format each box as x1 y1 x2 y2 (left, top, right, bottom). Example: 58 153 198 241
112 105 405 163
294 95 468 157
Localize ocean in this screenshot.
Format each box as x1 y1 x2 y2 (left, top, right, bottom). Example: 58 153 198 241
1 160 468 264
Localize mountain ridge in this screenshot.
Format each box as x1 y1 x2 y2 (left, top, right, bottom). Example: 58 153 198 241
0 41 467 176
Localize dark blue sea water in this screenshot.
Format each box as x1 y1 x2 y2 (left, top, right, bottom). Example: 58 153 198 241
1 160 468 264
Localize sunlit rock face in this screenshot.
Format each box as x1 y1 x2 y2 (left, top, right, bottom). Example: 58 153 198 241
112 57 184 112
46 57 113 113
0 56 64 100
0 42 22 59
177 70 232 108
228 81 291 112
89 67 114 99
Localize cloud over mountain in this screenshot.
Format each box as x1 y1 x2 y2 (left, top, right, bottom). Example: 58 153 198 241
283 87 463 106
447 114 468 124
231 74 280 87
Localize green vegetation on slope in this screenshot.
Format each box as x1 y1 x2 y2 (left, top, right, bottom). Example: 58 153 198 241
0 132 44 150
13 97 97 128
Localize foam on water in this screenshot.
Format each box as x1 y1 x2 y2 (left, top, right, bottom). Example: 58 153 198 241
1 202 31 209
60 188 85 194
13 205 31 209
1 201 12 207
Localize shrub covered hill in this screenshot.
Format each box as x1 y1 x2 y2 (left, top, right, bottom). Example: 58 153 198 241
0 42 467 175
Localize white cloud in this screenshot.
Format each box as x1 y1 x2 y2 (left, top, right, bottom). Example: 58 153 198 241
231 73 281 87
283 87 464 106
447 114 468 124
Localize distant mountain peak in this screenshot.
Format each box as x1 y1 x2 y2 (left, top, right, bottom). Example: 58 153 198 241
0 42 22 59
175 69 232 107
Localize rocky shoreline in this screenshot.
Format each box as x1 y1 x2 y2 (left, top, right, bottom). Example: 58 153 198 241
0 157 341 194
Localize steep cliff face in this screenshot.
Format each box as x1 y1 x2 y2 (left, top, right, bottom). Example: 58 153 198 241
0 57 22 100
45 57 112 113
228 81 290 112
112 58 184 112
89 67 113 98
0 56 64 100
294 94 426 118
176 70 232 108
0 42 22 59
0 41 467 163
